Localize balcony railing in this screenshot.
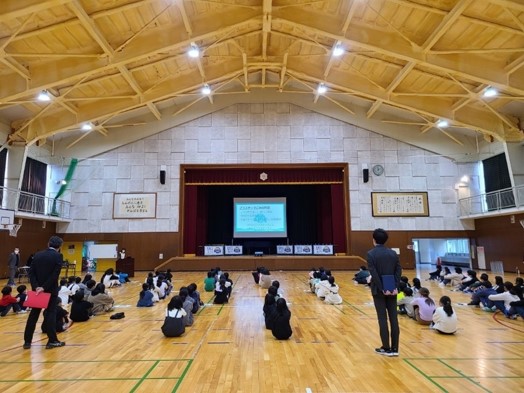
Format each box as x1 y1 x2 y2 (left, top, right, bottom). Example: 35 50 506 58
459 184 524 217
0 186 71 219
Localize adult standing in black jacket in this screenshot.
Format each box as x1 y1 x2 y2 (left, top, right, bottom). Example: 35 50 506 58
23 236 65 349
367 228 402 357
7 247 20 286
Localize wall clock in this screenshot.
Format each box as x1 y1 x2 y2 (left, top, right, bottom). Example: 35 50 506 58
372 164 384 176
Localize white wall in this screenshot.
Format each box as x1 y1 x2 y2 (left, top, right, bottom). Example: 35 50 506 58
57 103 480 233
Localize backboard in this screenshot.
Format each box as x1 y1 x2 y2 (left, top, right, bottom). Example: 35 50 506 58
0 209 14 228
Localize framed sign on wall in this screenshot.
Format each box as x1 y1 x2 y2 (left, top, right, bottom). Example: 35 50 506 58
371 192 429 217
113 193 157 219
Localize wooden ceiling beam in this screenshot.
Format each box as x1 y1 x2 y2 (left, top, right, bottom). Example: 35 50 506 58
117 65 161 120
489 0 524 12
341 0 359 34
0 17 261 102
0 0 71 22
286 62 519 141
420 0 473 52
0 56 30 79
262 0 272 61
69 0 114 57
275 17 524 96
11 60 245 144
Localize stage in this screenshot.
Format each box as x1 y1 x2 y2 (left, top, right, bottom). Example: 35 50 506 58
159 254 366 272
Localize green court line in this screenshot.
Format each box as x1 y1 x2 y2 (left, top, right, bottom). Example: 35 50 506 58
130 360 160 393
403 358 448 393
342 299 367 315
437 359 492 393
172 358 193 392
216 304 225 315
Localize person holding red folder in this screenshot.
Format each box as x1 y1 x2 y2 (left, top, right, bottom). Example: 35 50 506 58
23 236 65 350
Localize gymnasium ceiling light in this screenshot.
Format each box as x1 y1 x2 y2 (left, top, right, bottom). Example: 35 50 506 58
483 87 498 97
188 43 200 58
201 84 211 95
333 44 344 57
81 123 93 131
317 83 327 94
37 90 52 102
436 119 449 128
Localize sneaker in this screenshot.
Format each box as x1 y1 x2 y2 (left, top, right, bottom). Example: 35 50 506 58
16 310 27 314
388 349 399 357
22 342 31 349
375 347 390 356
483 307 495 312
45 341 65 349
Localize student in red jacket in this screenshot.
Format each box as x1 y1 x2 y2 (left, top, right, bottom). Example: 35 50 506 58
0 286 24 316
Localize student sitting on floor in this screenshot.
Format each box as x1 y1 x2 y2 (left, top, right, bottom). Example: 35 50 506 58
179 287 194 327
161 296 186 338
272 280 283 298
87 283 114 315
412 278 422 296
427 265 442 281
42 298 72 333
271 298 293 340
70 291 93 322
83 279 97 300
0 286 23 316
187 283 203 312
324 276 343 305
137 283 154 307
440 267 464 287
431 296 457 334
397 287 415 318
155 275 169 300
58 279 72 306
214 278 229 304
204 271 215 292
315 272 331 299
259 268 272 289
411 287 436 325
16 285 28 311
263 287 278 330
487 282 520 316
353 266 371 284
101 268 120 288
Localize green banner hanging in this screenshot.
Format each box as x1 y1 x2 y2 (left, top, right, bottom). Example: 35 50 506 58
51 158 78 216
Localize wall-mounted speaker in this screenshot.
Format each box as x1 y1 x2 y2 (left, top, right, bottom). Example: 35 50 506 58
160 165 166 185
363 168 369 183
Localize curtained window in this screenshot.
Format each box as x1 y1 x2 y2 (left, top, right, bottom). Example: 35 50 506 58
19 157 47 213
482 153 514 210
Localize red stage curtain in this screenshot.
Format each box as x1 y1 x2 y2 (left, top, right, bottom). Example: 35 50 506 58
183 186 198 254
330 184 346 254
316 185 333 245
195 187 208 254
185 167 343 184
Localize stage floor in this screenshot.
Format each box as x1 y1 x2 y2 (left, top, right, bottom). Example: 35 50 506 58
163 254 366 271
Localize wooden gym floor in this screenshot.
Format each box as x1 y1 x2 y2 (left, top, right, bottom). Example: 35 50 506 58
0 268 522 392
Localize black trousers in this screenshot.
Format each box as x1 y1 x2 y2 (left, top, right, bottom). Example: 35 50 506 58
372 294 400 350
24 294 58 344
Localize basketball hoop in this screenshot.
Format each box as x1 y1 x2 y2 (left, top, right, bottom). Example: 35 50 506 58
9 224 21 237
